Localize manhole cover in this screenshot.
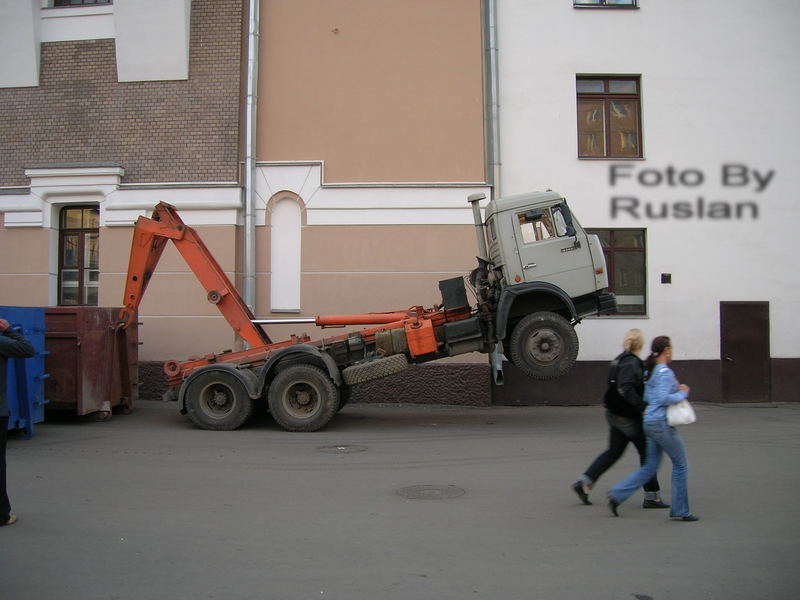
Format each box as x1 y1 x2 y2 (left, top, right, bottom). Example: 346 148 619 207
397 485 466 500
317 444 368 454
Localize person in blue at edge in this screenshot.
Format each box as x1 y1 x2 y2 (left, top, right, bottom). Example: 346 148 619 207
0 317 36 527
571 329 669 509
608 336 699 522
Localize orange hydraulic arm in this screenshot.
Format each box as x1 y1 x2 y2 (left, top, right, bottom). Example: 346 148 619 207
116 202 271 348
164 303 473 385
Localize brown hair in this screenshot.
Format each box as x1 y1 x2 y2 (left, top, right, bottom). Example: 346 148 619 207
645 336 671 377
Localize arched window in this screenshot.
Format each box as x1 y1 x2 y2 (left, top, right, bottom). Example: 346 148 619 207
270 198 301 312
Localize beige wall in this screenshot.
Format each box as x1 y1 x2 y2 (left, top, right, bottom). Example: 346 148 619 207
259 0 486 183
101 224 244 362
0 227 52 306
249 222 478 352
0 219 480 362
298 224 476 315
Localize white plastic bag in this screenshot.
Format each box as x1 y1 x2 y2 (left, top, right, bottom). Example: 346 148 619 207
667 399 696 426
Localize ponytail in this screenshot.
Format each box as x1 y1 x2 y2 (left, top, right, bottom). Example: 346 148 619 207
622 328 644 354
645 336 671 379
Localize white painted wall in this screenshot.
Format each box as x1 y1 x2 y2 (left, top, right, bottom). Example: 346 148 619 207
114 0 191 81
497 0 800 360
0 0 189 85
0 0 40 88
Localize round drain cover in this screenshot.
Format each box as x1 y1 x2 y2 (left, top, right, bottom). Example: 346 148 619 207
397 485 466 500
317 444 368 454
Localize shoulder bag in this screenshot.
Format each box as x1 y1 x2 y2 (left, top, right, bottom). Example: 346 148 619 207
667 400 696 426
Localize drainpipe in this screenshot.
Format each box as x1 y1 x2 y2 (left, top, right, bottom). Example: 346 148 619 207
243 0 260 322
484 0 501 199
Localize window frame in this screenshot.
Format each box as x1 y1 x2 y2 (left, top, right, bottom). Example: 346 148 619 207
58 205 100 307
587 227 647 316
577 75 643 159
573 0 639 8
52 1 112 7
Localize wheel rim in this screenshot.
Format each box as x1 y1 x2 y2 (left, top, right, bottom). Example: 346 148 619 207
281 379 321 419
524 327 563 365
198 382 237 420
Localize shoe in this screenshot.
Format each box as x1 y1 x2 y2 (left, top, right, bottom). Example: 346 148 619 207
670 514 699 522
1 514 17 527
608 497 620 517
643 499 670 509
572 481 592 505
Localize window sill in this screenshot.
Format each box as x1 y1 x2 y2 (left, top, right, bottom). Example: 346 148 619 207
586 314 649 320
578 156 646 161
573 5 639 9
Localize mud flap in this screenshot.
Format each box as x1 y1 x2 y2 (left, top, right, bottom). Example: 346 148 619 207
490 343 505 386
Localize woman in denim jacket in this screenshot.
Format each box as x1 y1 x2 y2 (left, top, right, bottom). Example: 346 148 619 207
571 329 668 508
607 336 699 522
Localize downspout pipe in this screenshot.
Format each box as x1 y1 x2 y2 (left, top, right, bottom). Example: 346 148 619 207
484 0 501 199
243 0 260 324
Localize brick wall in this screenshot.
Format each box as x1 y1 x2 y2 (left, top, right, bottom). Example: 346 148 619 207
0 0 243 187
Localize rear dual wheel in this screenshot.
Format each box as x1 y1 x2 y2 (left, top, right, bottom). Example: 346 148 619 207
184 370 255 431
268 364 339 432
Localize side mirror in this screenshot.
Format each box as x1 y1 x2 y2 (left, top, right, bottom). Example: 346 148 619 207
557 203 577 237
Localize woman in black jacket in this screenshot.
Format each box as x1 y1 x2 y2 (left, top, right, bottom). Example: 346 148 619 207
571 329 668 508
0 317 36 527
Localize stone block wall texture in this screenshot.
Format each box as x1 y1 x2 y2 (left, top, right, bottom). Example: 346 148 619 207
0 0 243 187
139 356 799 412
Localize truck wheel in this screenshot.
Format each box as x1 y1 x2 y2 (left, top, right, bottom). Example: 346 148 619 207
342 354 410 386
184 370 255 430
508 312 578 380
268 364 339 432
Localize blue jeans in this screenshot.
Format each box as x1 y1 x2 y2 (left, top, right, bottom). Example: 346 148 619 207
609 420 690 517
580 411 660 497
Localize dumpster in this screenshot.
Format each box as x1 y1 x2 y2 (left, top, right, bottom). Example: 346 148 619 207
44 307 138 418
1 306 49 438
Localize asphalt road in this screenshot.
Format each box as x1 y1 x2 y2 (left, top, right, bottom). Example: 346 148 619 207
1 401 798 600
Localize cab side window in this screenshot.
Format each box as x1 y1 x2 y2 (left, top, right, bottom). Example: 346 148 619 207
518 207 564 244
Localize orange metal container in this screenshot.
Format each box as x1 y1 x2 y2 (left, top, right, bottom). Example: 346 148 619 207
404 319 438 357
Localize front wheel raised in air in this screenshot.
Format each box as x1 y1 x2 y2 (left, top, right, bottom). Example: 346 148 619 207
184 370 255 430
268 363 339 432
508 312 578 380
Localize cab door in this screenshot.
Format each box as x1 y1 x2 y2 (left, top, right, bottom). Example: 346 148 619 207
511 204 596 298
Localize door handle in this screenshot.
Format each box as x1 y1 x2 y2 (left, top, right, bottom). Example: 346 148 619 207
523 263 537 269
724 356 733 362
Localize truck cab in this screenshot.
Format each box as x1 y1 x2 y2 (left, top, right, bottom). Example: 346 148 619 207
485 191 612 317
469 191 616 380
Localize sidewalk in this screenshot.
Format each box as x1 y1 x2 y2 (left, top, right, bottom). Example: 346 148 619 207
2 401 798 600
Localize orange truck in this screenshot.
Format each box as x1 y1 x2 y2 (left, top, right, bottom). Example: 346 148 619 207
117 192 615 432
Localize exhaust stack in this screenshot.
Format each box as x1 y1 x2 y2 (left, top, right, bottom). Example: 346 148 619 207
468 193 489 260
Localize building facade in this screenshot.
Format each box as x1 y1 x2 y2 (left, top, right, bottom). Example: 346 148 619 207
0 0 247 364
494 0 799 402
1 0 797 403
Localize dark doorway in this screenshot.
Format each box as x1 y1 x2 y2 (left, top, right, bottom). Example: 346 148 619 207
720 302 770 402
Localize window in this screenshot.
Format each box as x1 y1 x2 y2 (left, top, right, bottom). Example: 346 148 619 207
574 0 638 8
270 198 302 312
53 1 112 6
577 76 642 158
59 206 100 306
517 206 570 244
587 228 646 314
